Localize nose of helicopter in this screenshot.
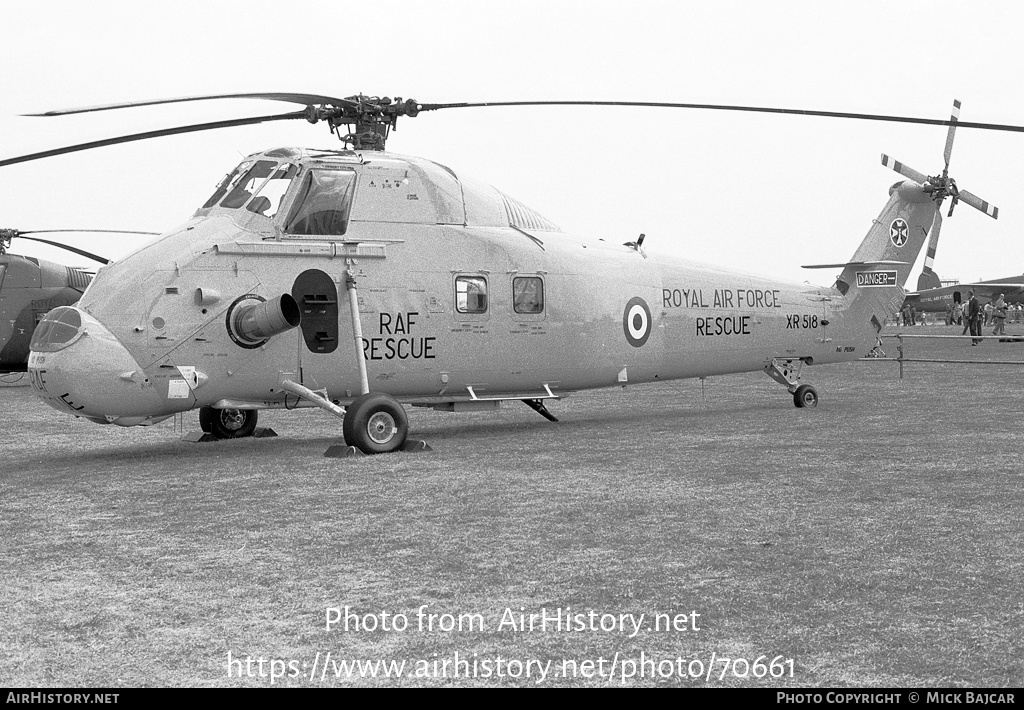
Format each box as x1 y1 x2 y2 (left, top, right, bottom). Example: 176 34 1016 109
28 306 167 424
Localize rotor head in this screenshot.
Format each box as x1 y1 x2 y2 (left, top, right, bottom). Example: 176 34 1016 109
303 95 422 150
0 228 16 254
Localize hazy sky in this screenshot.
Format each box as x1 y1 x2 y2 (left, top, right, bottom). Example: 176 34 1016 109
2 0 1022 286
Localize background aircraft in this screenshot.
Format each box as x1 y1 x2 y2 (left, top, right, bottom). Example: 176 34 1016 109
904 273 1024 313
0 229 156 373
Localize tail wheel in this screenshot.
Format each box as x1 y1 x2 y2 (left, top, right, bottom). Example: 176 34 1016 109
342 393 409 454
199 406 259 439
793 384 818 409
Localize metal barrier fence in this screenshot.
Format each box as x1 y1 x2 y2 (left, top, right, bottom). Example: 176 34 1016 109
864 332 1024 378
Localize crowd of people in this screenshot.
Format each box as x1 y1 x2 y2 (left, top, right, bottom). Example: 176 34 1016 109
893 294 1018 344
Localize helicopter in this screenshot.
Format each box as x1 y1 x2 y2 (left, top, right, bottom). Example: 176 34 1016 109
4 94 1014 454
0 229 157 374
905 275 1024 315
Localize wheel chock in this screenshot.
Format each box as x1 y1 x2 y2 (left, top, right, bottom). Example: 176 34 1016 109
322 440 431 457
324 444 365 458
181 431 217 443
182 428 277 442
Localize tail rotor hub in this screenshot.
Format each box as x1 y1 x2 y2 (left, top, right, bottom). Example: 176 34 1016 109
882 100 997 221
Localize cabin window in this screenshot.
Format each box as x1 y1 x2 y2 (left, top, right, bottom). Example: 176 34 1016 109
246 163 298 218
201 160 252 209
456 275 488 313
513 276 544 314
284 169 357 236
221 160 279 209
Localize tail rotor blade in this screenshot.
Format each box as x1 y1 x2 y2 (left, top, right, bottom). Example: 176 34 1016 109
881 154 929 185
943 99 960 173
957 188 999 219
917 211 943 291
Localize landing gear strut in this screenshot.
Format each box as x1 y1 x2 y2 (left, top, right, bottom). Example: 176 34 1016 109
522 398 559 421
764 358 818 408
278 380 416 455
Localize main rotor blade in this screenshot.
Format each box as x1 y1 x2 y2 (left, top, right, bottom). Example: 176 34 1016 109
958 188 999 219
881 154 929 184
33 95 1024 133
943 99 960 171
24 92 357 117
15 236 111 264
420 100 1024 133
0 111 307 167
17 229 160 236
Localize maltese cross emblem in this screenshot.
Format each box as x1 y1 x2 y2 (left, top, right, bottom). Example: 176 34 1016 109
889 218 909 247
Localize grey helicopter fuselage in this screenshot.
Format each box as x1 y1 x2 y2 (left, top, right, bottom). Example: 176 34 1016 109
26 146 934 428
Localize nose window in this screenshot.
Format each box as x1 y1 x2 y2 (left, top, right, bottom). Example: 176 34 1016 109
30 307 84 352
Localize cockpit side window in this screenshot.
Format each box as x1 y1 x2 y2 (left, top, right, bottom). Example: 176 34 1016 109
202 160 252 209
246 163 298 218
221 160 279 209
284 169 357 236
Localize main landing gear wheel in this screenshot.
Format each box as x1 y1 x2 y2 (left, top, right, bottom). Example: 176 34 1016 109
792 384 818 409
199 406 259 439
343 392 409 454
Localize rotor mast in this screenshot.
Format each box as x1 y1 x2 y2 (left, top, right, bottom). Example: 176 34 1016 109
305 95 421 150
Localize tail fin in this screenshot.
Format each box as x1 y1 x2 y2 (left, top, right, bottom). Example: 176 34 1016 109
837 180 938 293
833 181 938 328
801 180 939 335
917 267 942 291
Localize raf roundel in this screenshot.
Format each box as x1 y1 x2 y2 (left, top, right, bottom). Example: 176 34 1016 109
623 297 652 348
889 218 909 248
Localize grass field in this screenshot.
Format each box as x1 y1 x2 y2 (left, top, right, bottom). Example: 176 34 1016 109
1 325 1022 687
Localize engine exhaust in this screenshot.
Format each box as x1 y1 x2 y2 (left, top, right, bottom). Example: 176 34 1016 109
228 293 301 347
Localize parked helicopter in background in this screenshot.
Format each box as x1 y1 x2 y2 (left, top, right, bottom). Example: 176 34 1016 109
4 94 1015 453
0 229 156 374
904 271 1024 313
